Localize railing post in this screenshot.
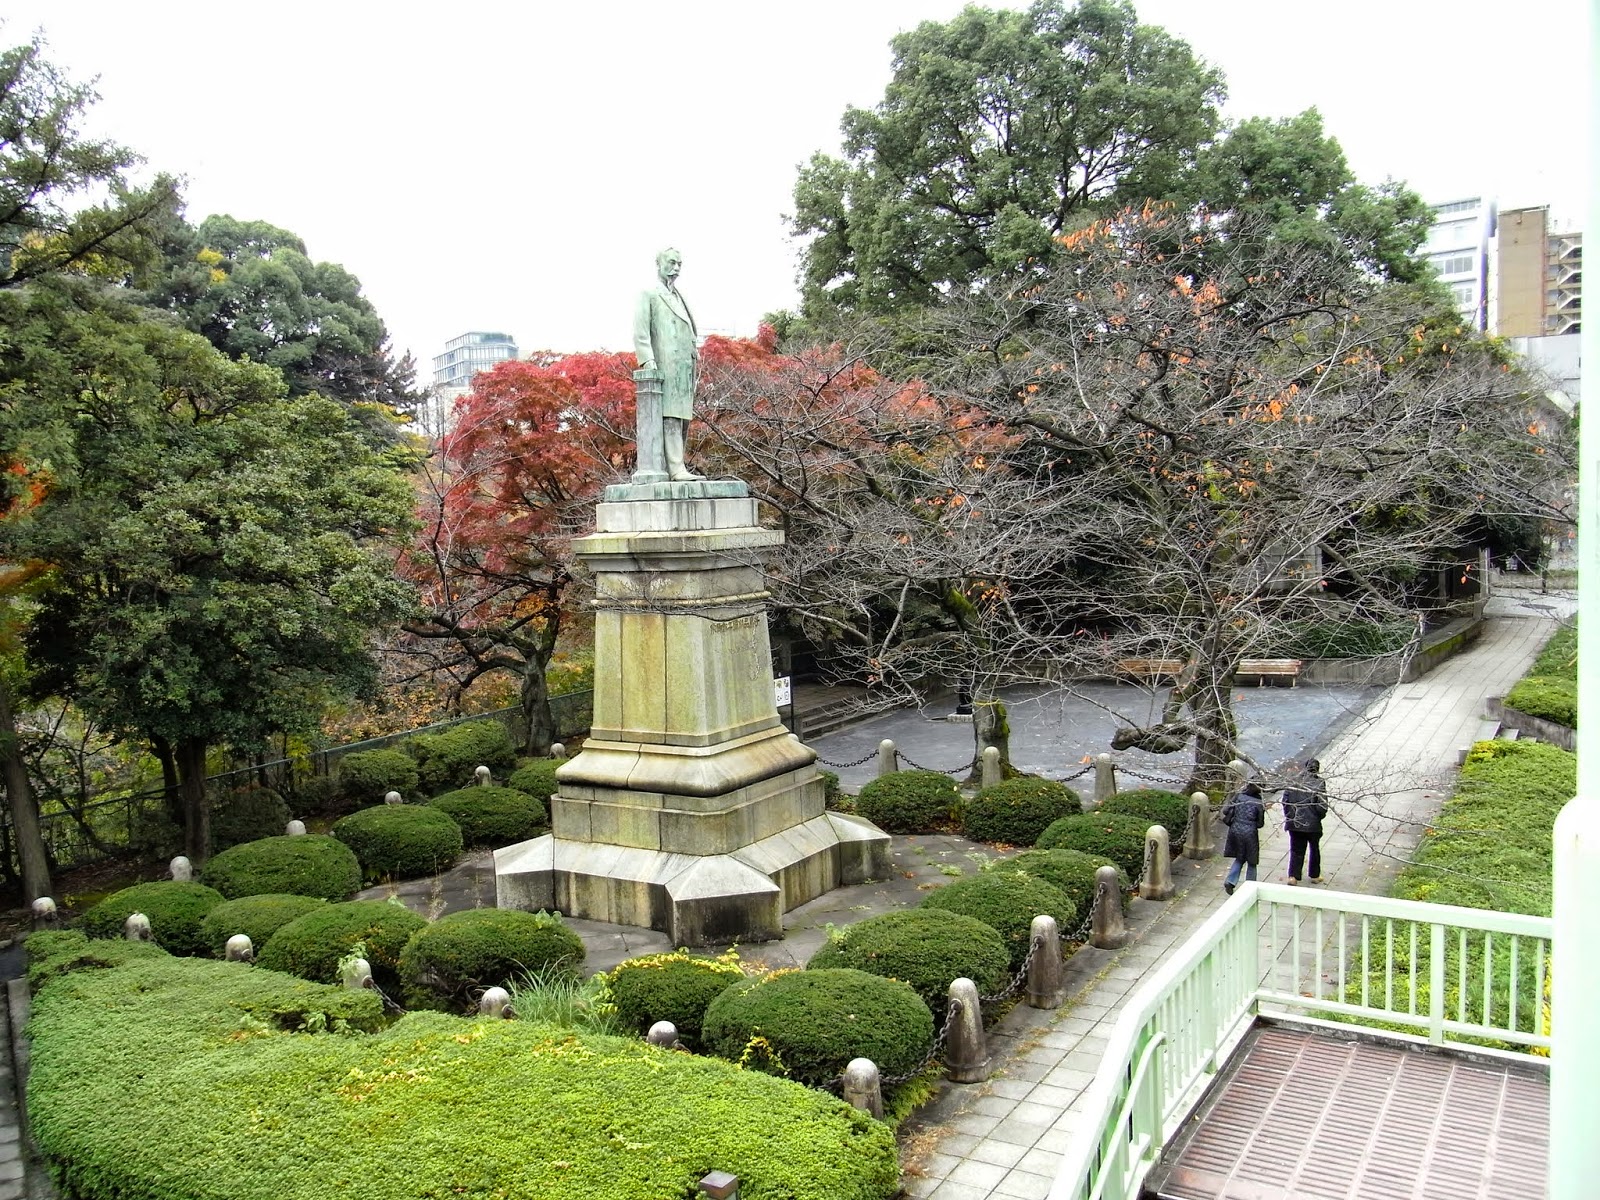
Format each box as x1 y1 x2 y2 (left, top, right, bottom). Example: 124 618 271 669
1227 759 1248 795
1091 865 1129 950
1184 792 1215 859
944 979 990 1082
647 1021 678 1047
980 745 1002 790
1140 825 1174 901
843 1057 884 1118
550 741 567 761
1094 753 1117 806
1428 922 1446 1045
877 739 898 778
1026 915 1063 1008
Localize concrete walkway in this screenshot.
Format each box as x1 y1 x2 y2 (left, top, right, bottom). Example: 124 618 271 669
898 608 1561 1200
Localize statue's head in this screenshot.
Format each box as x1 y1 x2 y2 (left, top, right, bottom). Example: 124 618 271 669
656 247 682 282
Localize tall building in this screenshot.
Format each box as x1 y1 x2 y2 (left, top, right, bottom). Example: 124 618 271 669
425 331 519 434
1496 206 1582 338
1423 197 1496 330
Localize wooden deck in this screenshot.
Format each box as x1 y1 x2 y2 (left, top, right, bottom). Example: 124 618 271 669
1152 1024 1548 1200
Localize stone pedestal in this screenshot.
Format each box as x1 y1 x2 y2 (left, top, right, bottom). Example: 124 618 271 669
495 480 890 945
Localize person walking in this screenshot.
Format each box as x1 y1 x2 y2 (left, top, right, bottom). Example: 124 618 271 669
1220 781 1266 895
1280 758 1330 884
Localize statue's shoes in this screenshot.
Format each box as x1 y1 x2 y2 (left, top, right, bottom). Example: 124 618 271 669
669 471 704 482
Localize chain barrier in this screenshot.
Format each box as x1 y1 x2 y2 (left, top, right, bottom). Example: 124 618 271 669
821 993 963 1096
979 931 1041 1007
366 980 407 1014
895 751 978 776
1116 763 1189 788
814 748 881 770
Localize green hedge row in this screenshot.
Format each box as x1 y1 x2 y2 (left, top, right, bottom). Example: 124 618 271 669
26 939 898 1200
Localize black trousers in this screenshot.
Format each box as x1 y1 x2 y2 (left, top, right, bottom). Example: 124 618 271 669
1288 831 1322 880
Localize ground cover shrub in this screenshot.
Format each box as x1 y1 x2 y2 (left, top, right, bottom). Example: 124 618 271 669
1097 788 1191 838
429 786 547 847
703 968 933 1088
1504 676 1577 728
28 952 898 1200
336 748 420 807
332 804 463 882
855 769 959 833
81 882 224 956
26 930 169 990
507 759 560 804
201 834 361 901
807 909 1009 1019
917 872 1075 969
1528 622 1577 679
409 719 517 794
1264 619 1415 658
199 894 327 959
604 949 746 1046
210 785 292 853
399 908 584 1011
257 899 428 993
1034 812 1151 879
961 777 1080 846
985 848 1130 918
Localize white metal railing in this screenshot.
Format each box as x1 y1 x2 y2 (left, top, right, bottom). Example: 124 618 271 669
1048 882 1553 1200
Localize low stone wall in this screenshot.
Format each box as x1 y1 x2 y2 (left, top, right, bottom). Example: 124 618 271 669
1297 616 1484 686
1486 696 1576 751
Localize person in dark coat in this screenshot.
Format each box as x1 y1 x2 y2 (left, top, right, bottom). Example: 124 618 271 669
1220 781 1265 895
1280 758 1329 884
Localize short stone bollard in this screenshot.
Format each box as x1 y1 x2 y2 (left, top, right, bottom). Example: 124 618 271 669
1140 825 1175 901
475 765 492 786
646 1020 679 1048
877 739 898 777
384 790 403 805
285 819 307 836
843 1057 884 1119
1094 753 1117 806
698 1172 740 1200
944 978 990 1082
980 745 1002 790
225 934 254 963
1025 914 1063 1008
169 855 193 882
341 956 373 990
550 742 566 761
1090 865 1129 950
125 912 152 942
30 897 58 929
1184 791 1216 860
479 987 513 1018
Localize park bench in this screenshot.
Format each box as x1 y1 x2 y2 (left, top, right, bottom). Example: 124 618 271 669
1116 659 1187 682
1234 658 1303 686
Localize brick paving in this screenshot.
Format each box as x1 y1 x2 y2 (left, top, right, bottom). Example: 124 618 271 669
897 608 1562 1200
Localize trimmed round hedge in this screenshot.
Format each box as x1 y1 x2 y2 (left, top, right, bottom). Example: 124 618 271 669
332 804 464 882
703 968 933 1087
962 777 1082 846
429 786 547 848
399 908 584 1011
986 848 1130 918
81 882 224 957
409 719 517 794
1098 788 1191 838
807 909 1009 1019
198 893 327 959
258 899 428 993
855 769 959 834
1035 812 1151 879
211 786 292 854
917 872 1075 969
507 759 560 804
605 951 746 1046
336 748 421 808
201 835 361 902
286 775 341 820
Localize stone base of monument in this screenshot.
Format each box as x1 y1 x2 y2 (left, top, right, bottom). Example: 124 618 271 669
493 478 890 947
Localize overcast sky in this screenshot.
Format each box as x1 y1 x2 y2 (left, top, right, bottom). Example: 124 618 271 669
8 0 1589 380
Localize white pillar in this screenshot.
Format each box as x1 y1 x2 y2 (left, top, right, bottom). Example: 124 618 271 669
1550 18 1600 1193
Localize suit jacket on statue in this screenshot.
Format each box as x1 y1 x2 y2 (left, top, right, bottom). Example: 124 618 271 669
633 283 698 420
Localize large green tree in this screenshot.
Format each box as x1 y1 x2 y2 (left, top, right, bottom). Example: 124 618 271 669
1 282 416 861
791 0 1224 317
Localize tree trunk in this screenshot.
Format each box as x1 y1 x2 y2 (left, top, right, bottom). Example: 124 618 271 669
520 663 555 758
0 678 51 901
966 690 1013 785
152 734 182 826
176 736 211 864
1185 682 1240 798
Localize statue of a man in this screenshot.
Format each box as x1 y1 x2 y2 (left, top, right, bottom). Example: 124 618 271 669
633 247 702 481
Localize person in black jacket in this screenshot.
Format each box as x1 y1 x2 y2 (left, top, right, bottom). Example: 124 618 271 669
1220 781 1266 895
1280 758 1329 884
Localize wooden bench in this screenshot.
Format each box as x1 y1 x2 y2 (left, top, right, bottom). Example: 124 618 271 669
1234 658 1303 686
1116 658 1187 682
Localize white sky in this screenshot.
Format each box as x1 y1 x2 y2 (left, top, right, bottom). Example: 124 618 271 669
7 0 1590 378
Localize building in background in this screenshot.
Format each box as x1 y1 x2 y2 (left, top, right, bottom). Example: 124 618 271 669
424 331 519 435
1496 206 1582 338
1424 196 1496 331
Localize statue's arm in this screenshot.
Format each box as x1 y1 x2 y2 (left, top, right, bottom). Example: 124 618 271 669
633 290 656 370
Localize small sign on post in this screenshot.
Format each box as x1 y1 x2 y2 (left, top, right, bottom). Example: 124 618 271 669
773 676 792 707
